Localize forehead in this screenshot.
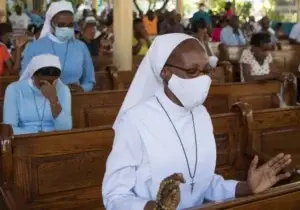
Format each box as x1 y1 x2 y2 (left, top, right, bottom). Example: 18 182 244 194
168 39 208 67
53 11 74 23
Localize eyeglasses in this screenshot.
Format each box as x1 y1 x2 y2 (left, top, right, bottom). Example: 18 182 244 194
165 63 213 76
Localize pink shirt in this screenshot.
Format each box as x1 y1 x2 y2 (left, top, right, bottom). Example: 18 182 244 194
212 28 222 42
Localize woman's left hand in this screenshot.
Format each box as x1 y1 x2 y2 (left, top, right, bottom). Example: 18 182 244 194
68 84 84 93
247 153 292 194
40 80 58 102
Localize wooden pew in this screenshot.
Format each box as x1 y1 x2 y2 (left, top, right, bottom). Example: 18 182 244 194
186 182 300 210
232 104 300 169
0 80 295 127
0 125 114 210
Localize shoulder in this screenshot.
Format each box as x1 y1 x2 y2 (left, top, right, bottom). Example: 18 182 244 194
28 36 49 48
72 39 87 48
5 80 27 94
57 80 71 96
118 97 160 126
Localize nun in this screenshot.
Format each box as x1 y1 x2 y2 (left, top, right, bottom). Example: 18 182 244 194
3 54 72 135
21 0 95 93
102 34 292 210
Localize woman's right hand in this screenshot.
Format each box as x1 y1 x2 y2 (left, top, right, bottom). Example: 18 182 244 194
155 173 185 210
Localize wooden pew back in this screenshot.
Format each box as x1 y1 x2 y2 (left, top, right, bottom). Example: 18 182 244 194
1 125 113 210
236 105 300 167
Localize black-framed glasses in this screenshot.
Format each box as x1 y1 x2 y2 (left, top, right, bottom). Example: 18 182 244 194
165 63 213 75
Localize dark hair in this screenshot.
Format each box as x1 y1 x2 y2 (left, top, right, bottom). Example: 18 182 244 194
0 23 12 36
106 11 113 26
133 18 143 25
33 66 61 77
275 22 282 30
191 18 207 33
34 24 43 34
250 33 271 47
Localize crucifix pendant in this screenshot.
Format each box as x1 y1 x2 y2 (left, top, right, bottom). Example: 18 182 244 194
190 181 195 193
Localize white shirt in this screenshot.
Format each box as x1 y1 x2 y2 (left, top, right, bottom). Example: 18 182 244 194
289 23 300 43
102 88 237 210
239 48 272 82
9 13 29 37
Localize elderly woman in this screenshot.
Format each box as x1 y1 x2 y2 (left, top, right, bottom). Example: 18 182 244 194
3 54 72 135
21 0 95 92
240 33 285 82
102 34 292 210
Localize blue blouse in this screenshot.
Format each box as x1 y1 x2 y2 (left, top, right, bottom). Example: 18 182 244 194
3 79 72 135
21 35 96 92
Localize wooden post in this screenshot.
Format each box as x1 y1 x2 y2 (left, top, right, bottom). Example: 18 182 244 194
113 0 133 71
176 0 184 16
92 0 97 9
0 0 6 22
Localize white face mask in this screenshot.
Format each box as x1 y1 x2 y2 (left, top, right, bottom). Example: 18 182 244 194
168 75 212 110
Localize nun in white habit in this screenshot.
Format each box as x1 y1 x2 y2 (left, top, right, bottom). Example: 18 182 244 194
21 0 95 92
102 33 292 210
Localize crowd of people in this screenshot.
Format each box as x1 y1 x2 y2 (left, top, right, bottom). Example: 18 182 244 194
0 1 296 209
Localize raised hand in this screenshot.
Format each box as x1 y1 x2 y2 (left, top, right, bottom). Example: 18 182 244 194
40 80 58 102
15 36 28 49
247 153 292 194
155 173 185 210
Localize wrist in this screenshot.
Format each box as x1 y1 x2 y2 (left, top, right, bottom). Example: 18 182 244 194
235 181 253 197
49 96 59 105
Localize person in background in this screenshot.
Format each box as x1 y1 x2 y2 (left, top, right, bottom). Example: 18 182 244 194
9 5 30 37
239 33 288 82
211 18 225 42
22 0 95 93
0 23 27 76
220 15 246 46
289 22 300 44
142 10 158 37
3 54 72 135
224 1 234 19
102 33 292 210
258 16 278 47
191 3 212 27
191 18 214 56
133 18 151 56
80 16 100 58
100 10 114 54
159 11 184 34
274 22 286 39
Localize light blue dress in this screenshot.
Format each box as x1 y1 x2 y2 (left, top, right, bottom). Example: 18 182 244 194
220 26 246 46
21 34 96 92
3 79 72 135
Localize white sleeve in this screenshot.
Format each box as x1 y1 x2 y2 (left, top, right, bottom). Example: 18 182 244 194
204 174 238 201
289 24 299 39
102 115 149 210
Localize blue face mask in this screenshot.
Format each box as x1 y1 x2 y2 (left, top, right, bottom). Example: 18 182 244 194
55 27 74 42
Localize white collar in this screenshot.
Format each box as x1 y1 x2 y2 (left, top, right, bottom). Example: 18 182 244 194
48 33 68 44
155 87 189 115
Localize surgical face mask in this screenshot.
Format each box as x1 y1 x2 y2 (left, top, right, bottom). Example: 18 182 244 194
168 74 212 110
55 27 74 42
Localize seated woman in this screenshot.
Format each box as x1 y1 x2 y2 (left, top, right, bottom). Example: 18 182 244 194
102 34 291 210
132 18 151 56
21 0 95 93
240 33 287 82
3 54 72 135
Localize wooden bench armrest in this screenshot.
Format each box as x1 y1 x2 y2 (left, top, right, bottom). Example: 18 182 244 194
0 124 13 184
0 183 28 210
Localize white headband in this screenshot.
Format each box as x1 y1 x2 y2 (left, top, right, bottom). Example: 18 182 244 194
40 0 74 39
19 54 61 80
